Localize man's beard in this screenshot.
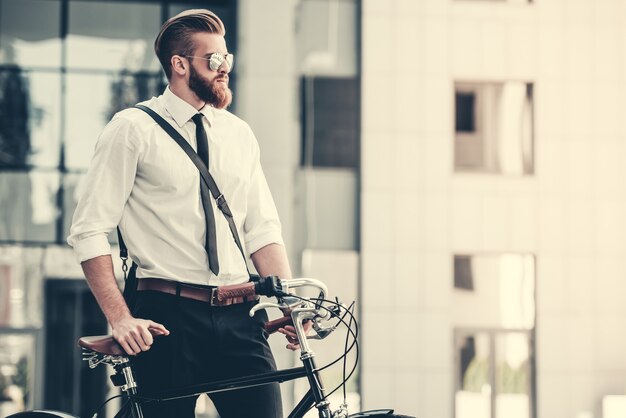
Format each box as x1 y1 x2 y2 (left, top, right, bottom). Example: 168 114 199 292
189 66 232 109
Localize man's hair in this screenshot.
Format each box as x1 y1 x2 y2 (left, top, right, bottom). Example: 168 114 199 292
154 9 226 79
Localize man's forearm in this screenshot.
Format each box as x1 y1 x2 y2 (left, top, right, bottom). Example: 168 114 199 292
81 254 132 326
250 243 292 280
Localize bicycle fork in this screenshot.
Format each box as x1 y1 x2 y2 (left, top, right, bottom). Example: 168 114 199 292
300 352 332 418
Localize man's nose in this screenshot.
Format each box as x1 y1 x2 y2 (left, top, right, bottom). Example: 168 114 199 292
218 62 231 74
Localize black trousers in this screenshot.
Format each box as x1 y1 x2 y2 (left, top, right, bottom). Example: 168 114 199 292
130 289 283 418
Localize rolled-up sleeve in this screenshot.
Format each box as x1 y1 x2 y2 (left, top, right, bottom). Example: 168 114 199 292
67 115 141 263
243 130 284 255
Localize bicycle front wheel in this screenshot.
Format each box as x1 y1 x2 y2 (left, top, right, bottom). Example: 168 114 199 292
348 410 416 418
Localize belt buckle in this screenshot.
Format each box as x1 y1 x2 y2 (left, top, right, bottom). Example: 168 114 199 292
210 288 221 306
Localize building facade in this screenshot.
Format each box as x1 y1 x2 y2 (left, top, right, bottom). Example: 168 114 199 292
361 1 626 418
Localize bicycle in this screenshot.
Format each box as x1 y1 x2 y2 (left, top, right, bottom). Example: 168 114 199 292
8 276 415 418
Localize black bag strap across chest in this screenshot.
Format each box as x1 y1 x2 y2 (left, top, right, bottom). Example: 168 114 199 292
117 104 249 273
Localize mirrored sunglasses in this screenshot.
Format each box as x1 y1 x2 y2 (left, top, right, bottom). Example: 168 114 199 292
186 53 234 71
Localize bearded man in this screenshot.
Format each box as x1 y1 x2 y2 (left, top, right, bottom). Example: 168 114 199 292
68 9 292 418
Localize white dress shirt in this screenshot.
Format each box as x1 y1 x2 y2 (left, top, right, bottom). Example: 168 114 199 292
67 87 284 286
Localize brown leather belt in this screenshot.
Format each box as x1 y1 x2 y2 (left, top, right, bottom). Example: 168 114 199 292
137 278 258 306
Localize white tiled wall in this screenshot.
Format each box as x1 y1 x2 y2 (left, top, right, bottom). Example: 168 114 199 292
361 1 626 417
237 0 299 409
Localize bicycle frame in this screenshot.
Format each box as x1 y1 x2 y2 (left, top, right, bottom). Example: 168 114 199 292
117 280 338 417
8 277 410 418
122 353 332 418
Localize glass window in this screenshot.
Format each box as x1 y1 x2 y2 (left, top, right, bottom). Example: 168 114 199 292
0 246 44 328
453 254 535 418
169 3 231 23
495 333 530 418
301 76 359 168
64 72 163 170
297 0 359 169
455 92 476 133
0 69 62 169
26 72 62 168
453 254 535 330
0 333 38 415
0 68 31 168
296 0 358 77
0 171 59 243
454 0 530 3
66 1 161 72
0 0 62 68
454 82 534 175
455 332 491 418
455 330 533 418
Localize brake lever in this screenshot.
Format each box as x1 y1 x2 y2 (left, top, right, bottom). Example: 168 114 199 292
308 300 346 339
309 324 337 340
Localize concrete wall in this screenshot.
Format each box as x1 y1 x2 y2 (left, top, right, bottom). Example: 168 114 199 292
361 1 626 417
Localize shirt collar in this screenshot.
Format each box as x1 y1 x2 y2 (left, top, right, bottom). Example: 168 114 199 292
163 86 215 128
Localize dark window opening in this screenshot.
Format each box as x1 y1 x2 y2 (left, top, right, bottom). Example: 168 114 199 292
454 255 474 291
455 92 476 133
300 76 359 169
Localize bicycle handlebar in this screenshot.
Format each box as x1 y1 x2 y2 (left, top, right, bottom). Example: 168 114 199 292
213 275 284 301
215 276 330 334
214 276 329 303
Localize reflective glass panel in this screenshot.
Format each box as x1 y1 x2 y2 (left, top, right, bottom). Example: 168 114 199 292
296 0 358 77
0 333 37 414
64 72 163 169
67 1 161 72
454 82 534 175
453 254 535 330
0 0 62 68
26 71 62 168
0 69 62 168
0 246 44 327
0 171 59 242
495 333 530 418
169 4 231 20
455 332 491 418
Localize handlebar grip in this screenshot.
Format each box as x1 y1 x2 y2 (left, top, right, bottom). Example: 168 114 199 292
215 282 256 301
264 316 294 334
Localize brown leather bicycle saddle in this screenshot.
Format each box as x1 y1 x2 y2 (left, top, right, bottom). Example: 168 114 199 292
78 335 125 356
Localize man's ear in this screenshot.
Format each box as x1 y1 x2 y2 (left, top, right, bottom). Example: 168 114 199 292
171 55 187 76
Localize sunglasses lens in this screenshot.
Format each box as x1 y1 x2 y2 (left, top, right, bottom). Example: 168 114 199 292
208 53 234 71
209 54 223 71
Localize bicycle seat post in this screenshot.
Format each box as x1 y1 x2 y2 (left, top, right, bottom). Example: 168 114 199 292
116 358 144 418
79 334 145 418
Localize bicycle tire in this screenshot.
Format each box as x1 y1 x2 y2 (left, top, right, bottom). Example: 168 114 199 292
348 411 416 418
6 411 80 418
349 415 415 418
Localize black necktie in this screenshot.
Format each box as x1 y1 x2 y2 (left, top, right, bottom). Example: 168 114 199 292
192 113 219 275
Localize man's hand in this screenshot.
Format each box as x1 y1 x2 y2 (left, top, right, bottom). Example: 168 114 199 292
111 315 169 355
278 318 313 351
